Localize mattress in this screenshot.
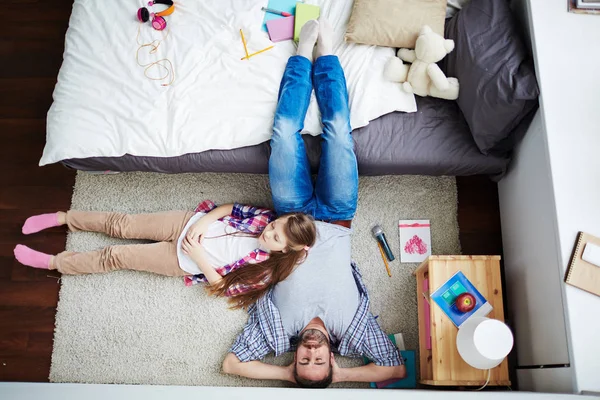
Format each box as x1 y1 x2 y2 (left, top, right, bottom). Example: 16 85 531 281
40 0 416 166
62 98 511 177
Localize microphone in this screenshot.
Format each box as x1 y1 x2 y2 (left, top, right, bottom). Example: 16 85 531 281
372 225 395 262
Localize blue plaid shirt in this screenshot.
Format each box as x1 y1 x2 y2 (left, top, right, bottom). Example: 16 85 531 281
230 262 403 367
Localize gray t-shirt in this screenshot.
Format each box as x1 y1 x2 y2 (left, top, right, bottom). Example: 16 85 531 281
272 221 360 343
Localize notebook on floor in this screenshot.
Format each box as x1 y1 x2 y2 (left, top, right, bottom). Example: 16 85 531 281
399 220 431 263
565 231 600 297
362 334 417 389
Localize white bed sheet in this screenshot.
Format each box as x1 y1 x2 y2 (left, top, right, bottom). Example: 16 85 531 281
40 0 416 166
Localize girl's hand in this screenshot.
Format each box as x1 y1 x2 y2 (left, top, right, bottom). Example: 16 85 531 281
186 220 207 243
181 235 206 263
186 204 233 243
182 235 223 285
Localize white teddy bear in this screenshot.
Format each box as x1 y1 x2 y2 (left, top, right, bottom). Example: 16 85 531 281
384 25 459 100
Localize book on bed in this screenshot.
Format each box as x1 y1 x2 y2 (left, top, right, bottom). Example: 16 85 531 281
293 2 320 41
267 16 295 42
262 0 298 31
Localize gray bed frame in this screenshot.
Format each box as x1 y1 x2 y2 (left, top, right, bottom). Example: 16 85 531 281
62 98 511 177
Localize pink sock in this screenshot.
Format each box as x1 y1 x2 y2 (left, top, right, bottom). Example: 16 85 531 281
14 245 52 269
22 212 61 234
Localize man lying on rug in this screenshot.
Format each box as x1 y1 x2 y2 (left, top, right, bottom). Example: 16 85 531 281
222 19 406 388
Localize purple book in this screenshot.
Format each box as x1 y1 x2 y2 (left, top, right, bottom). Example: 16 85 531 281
266 16 295 42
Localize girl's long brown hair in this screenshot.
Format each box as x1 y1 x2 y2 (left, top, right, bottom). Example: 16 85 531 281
206 213 317 309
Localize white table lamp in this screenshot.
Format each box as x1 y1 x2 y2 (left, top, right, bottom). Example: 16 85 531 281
456 317 514 370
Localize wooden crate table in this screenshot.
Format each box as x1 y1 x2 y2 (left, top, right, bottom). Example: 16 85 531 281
414 255 511 386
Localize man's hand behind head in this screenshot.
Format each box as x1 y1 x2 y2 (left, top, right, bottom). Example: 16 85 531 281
330 355 343 384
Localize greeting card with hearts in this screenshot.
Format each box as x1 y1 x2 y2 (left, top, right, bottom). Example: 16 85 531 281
399 220 431 263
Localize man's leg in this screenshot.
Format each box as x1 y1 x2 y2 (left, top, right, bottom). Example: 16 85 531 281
269 21 319 216
313 19 359 222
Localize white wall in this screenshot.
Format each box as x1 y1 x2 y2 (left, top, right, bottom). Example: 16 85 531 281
527 0 600 393
517 368 575 394
0 383 598 400
499 111 570 367
499 0 600 394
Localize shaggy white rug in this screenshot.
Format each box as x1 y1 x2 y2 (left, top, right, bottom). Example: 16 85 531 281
50 172 460 387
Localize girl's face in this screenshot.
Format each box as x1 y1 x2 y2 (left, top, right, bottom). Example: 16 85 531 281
259 217 289 252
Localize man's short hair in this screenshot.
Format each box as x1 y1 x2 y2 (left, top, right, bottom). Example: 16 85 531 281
294 366 333 388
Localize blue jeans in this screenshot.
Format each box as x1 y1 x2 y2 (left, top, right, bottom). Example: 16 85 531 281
269 55 358 221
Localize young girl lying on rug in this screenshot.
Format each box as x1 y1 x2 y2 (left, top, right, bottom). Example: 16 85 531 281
14 201 316 308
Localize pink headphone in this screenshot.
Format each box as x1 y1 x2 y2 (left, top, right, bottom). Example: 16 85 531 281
137 0 175 31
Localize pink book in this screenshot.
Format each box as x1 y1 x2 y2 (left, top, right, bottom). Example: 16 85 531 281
424 278 432 350
266 16 295 42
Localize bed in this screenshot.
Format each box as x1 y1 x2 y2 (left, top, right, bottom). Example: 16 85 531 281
60 97 510 176
42 0 539 177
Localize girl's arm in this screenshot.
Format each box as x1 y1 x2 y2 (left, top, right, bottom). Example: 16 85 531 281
181 236 223 285
187 204 234 242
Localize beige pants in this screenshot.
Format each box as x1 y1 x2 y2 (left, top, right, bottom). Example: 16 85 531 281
53 210 196 276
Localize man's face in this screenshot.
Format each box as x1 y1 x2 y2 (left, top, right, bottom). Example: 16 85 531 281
294 328 332 381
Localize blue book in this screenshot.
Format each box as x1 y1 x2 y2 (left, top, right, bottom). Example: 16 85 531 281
262 0 298 32
430 271 492 327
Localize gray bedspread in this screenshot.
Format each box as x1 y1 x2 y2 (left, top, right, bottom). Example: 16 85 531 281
62 97 510 176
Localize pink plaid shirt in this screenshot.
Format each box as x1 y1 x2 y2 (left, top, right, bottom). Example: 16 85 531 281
183 200 275 297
